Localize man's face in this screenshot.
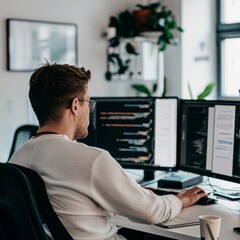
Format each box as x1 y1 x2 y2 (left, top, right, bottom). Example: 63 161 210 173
73 91 90 140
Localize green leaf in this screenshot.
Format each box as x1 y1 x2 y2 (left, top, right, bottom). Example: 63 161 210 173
105 71 112 81
164 28 172 39
177 26 184 32
159 41 167 51
126 42 139 55
197 82 215 100
162 77 167 97
168 18 176 28
109 36 120 47
152 83 158 93
131 84 152 96
108 53 118 64
118 65 128 74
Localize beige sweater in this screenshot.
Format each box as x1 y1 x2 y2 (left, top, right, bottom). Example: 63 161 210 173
10 134 182 240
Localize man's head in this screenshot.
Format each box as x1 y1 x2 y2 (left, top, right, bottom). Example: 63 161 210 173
29 62 91 138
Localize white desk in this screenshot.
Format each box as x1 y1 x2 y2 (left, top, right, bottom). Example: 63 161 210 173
111 200 240 239
112 170 240 239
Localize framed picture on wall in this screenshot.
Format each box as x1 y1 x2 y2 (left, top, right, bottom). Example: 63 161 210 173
6 18 78 71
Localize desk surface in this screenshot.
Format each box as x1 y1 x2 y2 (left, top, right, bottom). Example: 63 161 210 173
111 199 240 240
111 170 240 240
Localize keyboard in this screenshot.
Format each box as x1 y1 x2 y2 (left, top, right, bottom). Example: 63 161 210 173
151 189 216 205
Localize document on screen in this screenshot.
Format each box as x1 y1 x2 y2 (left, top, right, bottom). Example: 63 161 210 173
212 105 235 176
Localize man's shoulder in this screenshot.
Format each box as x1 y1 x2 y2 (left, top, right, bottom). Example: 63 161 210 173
69 141 111 160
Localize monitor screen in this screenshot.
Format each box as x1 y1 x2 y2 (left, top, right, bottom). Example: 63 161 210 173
179 100 240 184
79 97 179 172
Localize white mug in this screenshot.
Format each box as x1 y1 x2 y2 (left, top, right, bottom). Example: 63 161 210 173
199 215 222 240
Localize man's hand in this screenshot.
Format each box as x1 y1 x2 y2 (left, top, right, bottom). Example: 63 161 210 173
176 186 208 208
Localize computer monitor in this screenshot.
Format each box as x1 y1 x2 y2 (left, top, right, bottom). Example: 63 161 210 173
179 100 240 185
78 97 179 180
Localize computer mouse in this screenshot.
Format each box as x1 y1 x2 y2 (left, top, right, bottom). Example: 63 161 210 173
195 196 216 205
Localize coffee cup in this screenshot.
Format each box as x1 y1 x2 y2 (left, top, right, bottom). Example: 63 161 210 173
199 215 222 240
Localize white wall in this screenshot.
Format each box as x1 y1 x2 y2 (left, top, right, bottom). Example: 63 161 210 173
163 0 182 97
163 0 217 99
181 0 217 99
0 0 216 161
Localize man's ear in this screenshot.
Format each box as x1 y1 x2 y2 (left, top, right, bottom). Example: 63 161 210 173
70 98 78 116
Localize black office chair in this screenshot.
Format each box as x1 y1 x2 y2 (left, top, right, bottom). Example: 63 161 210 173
8 163 74 240
8 124 38 161
0 163 49 240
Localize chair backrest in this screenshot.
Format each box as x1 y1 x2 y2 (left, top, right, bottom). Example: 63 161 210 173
0 163 49 240
9 163 74 240
8 124 38 161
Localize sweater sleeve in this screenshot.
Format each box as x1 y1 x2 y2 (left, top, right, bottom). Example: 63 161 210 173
90 151 182 224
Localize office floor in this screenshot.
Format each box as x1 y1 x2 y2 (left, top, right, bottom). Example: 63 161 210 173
119 227 176 240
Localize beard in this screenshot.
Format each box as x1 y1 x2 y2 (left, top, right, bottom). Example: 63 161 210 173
74 126 88 140
73 118 89 140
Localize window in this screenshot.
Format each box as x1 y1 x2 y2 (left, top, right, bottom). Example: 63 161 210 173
217 0 240 98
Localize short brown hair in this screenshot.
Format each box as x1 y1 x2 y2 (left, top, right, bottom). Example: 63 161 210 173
29 62 91 126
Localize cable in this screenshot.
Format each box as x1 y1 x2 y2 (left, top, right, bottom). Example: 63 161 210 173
205 177 240 192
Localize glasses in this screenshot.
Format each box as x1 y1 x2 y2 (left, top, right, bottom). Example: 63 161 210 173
78 99 96 113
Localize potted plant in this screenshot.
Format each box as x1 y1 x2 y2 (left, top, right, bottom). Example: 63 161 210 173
105 1 183 81
133 2 160 30
133 1 184 51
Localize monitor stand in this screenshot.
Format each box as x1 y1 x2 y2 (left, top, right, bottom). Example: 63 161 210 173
143 170 155 181
158 171 203 189
141 169 176 184
140 170 171 186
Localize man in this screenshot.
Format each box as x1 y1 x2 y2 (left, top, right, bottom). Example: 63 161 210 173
10 63 207 240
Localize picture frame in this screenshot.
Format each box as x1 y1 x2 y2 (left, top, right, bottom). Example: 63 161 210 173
6 18 78 71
